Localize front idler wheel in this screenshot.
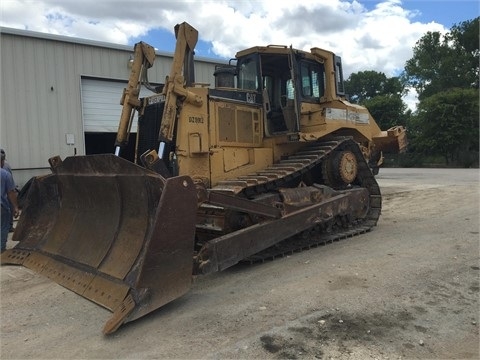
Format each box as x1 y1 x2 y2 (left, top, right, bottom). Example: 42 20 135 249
323 150 358 187
334 150 358 185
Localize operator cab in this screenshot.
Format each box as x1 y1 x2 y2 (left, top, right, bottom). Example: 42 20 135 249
215 46 327 137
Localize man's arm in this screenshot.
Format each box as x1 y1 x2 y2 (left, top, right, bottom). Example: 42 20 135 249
7 189 19 218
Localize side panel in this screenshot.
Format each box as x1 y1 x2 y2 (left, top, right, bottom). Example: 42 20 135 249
175 87 211 181
208 98 274 187
209 147 273 187
298 99 381 145
215 101 263 147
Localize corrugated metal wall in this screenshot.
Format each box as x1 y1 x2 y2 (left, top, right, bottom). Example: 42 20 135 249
0 28 224 186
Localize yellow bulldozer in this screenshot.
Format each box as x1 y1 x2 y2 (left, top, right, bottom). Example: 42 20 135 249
2 22 406 334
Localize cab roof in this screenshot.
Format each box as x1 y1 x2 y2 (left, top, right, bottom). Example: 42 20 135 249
235 45 334 62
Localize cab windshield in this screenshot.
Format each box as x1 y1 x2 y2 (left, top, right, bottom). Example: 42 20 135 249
237 56 259 91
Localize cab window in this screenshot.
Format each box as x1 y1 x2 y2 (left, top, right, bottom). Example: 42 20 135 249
237 57 259 91
299 61 325 100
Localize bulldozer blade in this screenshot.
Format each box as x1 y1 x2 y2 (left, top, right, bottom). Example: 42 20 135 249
1 154 198 334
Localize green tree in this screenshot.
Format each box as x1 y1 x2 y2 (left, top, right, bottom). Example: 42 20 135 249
345 71 404 103
344 71 409 129
403 17 479 167
410 88 479 166
448 18 480 88
363 95 410 129
404 17 479 100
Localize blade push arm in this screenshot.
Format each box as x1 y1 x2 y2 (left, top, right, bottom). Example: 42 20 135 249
158 22 203 157
115 42 156 155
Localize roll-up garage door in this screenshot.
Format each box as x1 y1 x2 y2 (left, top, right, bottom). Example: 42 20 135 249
81 78 155 133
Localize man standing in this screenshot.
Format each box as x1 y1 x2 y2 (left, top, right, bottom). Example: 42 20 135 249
1 149 15 231
1 150 19 253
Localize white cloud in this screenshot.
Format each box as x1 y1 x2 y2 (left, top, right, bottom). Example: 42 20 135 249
1 0 448 108
403 87 419 112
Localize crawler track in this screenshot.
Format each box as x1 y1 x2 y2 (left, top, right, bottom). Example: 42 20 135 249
212 137 381 261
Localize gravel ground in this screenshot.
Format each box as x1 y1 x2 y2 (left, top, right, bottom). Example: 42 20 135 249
1 168 479 359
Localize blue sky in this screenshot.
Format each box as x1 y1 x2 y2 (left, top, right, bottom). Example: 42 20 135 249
365 0 477 27
1 0 478 109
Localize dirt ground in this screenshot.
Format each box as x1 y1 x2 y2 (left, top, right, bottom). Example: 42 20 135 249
1 168 479 359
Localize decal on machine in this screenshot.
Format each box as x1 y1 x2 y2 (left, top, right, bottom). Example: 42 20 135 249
325 108 347 120
325 108 370 124
188 116 205 124
147 94 165 105
347 112 370 124
246 93 256 104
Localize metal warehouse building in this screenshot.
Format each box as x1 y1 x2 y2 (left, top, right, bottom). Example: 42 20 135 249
0 27 223 187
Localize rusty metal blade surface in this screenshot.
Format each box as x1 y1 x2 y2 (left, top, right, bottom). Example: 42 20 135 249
119 175 199 324
2 154 198 333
